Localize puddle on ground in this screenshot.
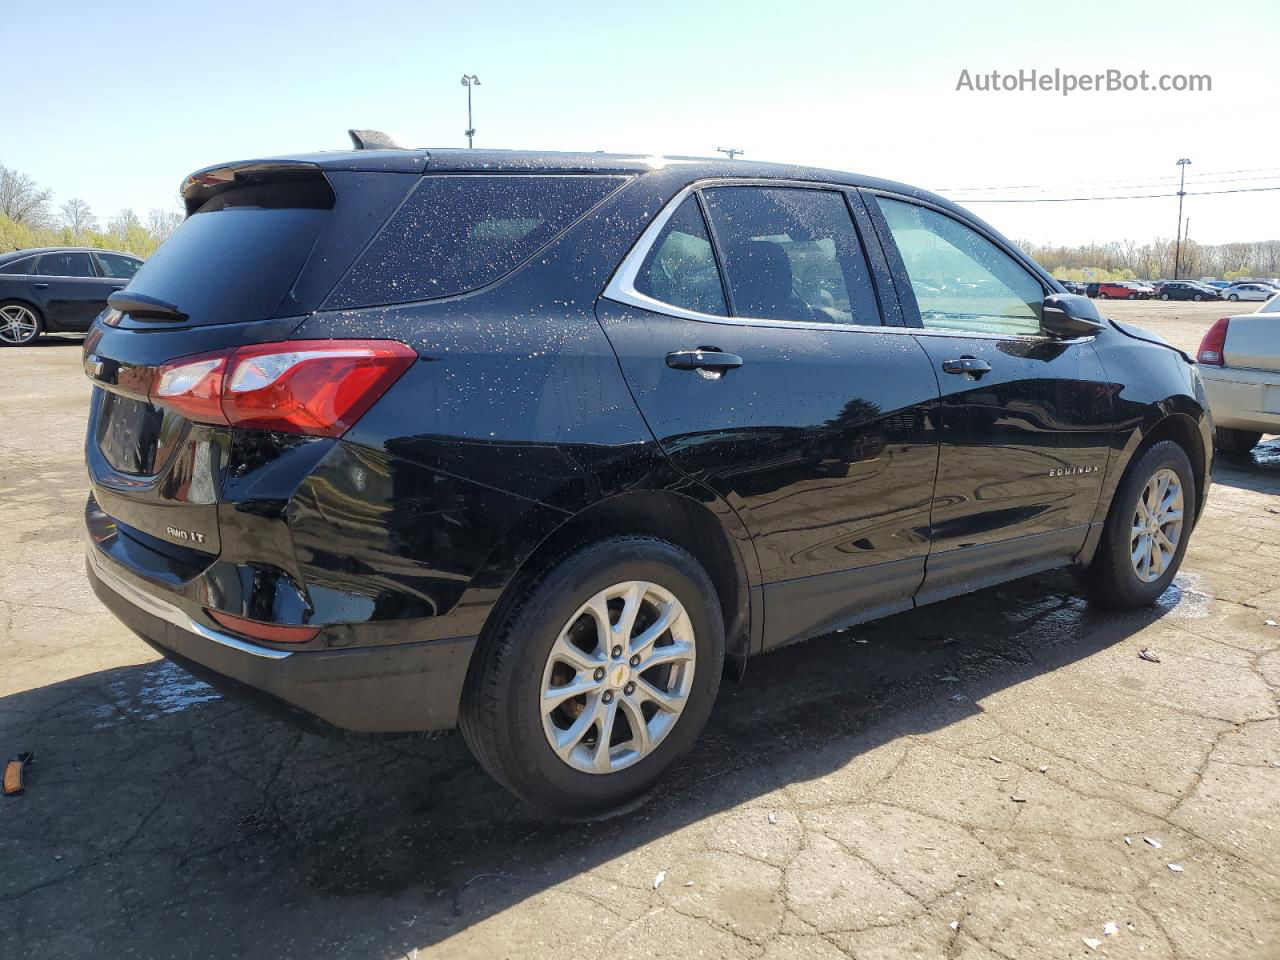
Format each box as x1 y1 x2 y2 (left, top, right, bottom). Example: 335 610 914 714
91 661 223 727
1155 570 1212 620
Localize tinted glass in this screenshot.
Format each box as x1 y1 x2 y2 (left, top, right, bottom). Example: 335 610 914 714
37 252 95 277
330 175 626 308
878 198 1044 336
96 253 141 279
633 196 726 316
124 185 329 326
701 187 880 325
0 256 35 275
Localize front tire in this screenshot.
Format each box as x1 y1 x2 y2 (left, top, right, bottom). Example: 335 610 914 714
1160 293 1170 300
460 536 725 817
1216 427 1261 455
1078 440 1195 608
0 301 42 346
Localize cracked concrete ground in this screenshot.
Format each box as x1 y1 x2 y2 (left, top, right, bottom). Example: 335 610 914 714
2 301 1278 959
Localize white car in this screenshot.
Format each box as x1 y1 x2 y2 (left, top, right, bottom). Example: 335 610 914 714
1257 291 1280 314
1223 282 1278 303
1197 311 1279 453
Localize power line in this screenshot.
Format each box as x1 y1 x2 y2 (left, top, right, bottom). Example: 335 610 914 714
951 185 1280 204
935 166 1280 194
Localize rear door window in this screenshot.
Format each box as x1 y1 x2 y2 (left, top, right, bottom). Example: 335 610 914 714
328 174 627 308
632 196 727 316
36 252 96 277
700 187 881 326
95 253 141 279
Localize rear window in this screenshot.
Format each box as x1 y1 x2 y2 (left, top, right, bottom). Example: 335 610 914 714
327 174 626 308
0 256 35 275
121 180 333 326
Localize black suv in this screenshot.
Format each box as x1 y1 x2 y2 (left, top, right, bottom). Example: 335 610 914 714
0 247 142 345
84 143 1212 815
1157 281 1221 301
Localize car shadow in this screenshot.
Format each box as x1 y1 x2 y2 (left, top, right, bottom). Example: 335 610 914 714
1209 436 1280 494
0 569 1191 958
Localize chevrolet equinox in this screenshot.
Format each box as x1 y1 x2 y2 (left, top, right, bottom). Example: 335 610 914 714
84 137 1212 815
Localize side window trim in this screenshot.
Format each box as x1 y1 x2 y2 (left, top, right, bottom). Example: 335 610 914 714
603 178 889 331
693 189 737 316
861 190 1052 338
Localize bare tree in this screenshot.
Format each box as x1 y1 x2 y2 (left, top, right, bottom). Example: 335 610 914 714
145 207 183 243
60 197 97 237
0 163 53 225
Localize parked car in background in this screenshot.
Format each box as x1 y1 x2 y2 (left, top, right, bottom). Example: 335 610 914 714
0 247 143 346
1085 282 1102 298
1157 281 1221 301
82 143 1213 815
1205 281 1231 291
1097 282 1136 299
1224 282 1277 302
1198 311 1280 453
1060 280 1087 295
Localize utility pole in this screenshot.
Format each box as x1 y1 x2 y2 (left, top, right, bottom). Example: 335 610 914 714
716 147 744 160
1173 157 1191 279
461 74 481 148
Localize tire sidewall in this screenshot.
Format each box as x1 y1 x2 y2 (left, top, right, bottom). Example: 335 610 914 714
476 538 724 814
1103 442 1195 604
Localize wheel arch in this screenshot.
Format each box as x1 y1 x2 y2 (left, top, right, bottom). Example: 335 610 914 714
476 488 758 663
0 297 45 325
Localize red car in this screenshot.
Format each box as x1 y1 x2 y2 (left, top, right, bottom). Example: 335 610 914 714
1097 282 1143 300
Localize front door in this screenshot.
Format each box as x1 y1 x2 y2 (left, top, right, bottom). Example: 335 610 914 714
867 194 1114 604
31 251 116 329
598 184 940 649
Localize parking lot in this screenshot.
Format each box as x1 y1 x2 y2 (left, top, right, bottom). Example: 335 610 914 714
2 300 1277 959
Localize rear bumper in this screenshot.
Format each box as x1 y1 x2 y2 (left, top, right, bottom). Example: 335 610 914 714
88 545 475 733
1201 366 1280 434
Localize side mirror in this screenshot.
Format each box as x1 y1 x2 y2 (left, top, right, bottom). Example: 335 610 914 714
1041 293 1105 338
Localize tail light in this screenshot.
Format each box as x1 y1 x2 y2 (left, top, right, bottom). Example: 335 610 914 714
150 340 416 437
205 609 320 645
1196 318 1230 366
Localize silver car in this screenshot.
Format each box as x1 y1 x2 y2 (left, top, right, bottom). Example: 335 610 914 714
1224 282 1278 303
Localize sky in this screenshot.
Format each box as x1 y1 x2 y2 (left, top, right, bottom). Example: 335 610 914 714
5 0 1278 246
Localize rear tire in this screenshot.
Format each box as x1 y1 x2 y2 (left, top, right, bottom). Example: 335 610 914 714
1215 427 1261 455
460 536 724 817
1160 293 1170 300
0 301 42 346
1078 440 1195 608
1227 294 1239 302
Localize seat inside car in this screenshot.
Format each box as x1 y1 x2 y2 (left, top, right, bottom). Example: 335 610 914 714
724 239 818 322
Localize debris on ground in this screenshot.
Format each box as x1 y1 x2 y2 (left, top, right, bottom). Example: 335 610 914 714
1138 648 1161 663
1124 836 1133 845
1168 863 1184 873
1011 795 1027 803
684 881 694 887
653 870 666 890
1104 921 1119 937
949 920 960 931
854 639 868 645
994 878 1005 887
989 755 1003 763
767 811 777 825
1144 837 1163 849
950 694 967 702
940 676 961 682
1039 765 1049 773
2 751 33 797
1083 937 1102 951
1265 620 1277 627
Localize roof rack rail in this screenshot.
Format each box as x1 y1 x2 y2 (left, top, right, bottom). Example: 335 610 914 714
348 129 401 150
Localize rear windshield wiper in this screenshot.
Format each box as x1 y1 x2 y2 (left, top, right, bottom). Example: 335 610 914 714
107 292 190 323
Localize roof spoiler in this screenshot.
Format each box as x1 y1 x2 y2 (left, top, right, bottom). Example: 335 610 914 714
348 129 401 150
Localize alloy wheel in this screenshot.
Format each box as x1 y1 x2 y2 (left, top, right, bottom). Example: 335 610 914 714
1130 467 1184 583
0 304 39 345
539 580 695 774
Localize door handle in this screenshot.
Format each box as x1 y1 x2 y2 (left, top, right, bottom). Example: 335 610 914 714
666 349 744 372
941 356 992 377
33 282 49 289
110 285 125 290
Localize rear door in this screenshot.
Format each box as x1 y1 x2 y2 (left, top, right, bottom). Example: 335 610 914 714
32 251 115 329
598 182 940 649
866 193 1114 604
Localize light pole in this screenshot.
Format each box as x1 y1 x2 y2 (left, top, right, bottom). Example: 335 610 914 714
1173 157 1191 279
461 74 481 148
717 147 744 160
